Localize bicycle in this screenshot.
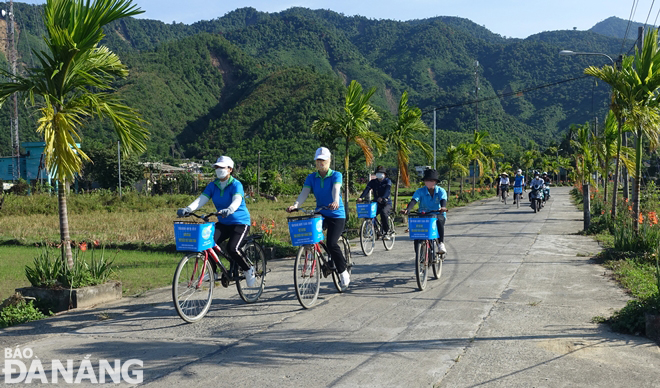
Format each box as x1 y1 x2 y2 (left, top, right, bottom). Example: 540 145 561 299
287 207 352 309
408 210 445 291
172 213 266 323
357 201 395 255
513 186 524 209
500 184 509 205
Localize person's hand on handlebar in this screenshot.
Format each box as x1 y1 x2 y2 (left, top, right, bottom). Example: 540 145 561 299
440 207 448 213
176 207 191 217
286 205 297 213
401 209 409 215
328 201 339 210
356 198 363 203
216 209 231 218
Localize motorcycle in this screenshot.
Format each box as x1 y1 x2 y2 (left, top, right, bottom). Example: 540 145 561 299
530 183 544 213
542 183 550 204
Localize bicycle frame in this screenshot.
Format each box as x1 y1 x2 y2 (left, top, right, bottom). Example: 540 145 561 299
192 244 232 288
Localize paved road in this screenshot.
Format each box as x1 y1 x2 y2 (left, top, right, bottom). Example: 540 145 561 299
2 187 659 387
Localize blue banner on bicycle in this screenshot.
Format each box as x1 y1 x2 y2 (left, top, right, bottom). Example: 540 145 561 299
174 222 215 252
288 215 324 246
356 202 377 218
408 217 439 239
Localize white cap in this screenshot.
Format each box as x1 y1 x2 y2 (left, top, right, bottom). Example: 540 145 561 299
517 169 522 173
314 147 331 160
213 156 234 168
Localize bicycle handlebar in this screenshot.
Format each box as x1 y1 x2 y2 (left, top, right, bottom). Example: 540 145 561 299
179 212 218 222
287 206 330 215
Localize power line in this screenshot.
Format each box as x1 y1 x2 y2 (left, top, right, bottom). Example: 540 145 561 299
654 4 660 26
644 0 657 28
621 0 638 56
422 75 590 114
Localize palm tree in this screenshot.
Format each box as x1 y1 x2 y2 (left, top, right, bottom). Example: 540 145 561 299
383 91 432 212
593 111 620 203
457 143 475 195
0 0 148 267
440 144 469 199
469 130 490 195
520 150 540 179
311 80 384 211
585 28 660 230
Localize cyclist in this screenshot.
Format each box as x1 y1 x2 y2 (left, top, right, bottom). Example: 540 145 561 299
287 147 350 287
401 169 448 254
498 172 510 202
177 156 256 287
528 171 545 204
512 169 525 204
357 165 392 240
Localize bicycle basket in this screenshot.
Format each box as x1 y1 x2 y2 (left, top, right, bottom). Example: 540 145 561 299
356 202 377 218
173 221 215 252
287 215 323 246
408 215 439 240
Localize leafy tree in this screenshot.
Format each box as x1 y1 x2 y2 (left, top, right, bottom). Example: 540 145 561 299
383 91 432 212
311 80 384 210
585 28 660 230
0 0 148 267
82 145 143 190
440 144 468 199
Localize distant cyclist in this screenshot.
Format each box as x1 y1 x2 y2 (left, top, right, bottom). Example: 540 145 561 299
513 169 525 204
498 172 510 202
177 156 256 286
357 165 392 239
401 169 448 254
287 147 350 287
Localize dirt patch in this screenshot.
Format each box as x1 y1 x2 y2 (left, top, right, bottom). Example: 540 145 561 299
337 70 347 85
428 67 438 88
384 87 397 114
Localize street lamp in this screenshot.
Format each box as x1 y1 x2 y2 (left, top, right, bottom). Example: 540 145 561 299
559 50 615 65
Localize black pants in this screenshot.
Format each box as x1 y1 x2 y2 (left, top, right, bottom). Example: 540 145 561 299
323 217 347 273
213 223 250 271
436 217 445 243
377 202 392 233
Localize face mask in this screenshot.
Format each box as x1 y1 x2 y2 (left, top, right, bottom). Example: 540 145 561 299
376 173 385 180
216 168 229 180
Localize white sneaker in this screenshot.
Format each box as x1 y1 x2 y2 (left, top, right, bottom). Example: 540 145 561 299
384 234 392 241
202 272 219 282
245 266 256 287
339 270 350 288
438 242 447 254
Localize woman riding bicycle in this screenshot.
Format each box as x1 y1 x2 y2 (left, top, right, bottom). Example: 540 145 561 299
498 172 509 202
177 156 256 287
401 169 448 254
287 147 350 287
357 165 392 240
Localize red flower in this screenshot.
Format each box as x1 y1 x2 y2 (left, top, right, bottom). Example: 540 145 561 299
79 242 87 252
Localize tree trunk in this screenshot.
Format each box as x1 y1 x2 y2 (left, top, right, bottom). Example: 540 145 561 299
344 139 350 214
472 160 476 196
393 169 400 213
633 129 642 233
58 179 73 269
611 116 623 220
623 131 630 200
583 183 591 231
447 171 452 199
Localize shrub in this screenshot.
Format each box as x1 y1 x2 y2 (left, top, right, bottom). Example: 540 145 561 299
0 294 49 328
24 245 115 289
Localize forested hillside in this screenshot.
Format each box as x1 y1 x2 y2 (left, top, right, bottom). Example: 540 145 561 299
0 4 632 169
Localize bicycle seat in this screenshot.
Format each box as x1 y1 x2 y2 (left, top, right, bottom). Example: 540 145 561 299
243 234 263 244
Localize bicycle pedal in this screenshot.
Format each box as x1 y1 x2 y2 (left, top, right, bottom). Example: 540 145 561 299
220 275 230 288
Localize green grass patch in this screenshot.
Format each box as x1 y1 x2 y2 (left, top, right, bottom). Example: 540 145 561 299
605 259 659 299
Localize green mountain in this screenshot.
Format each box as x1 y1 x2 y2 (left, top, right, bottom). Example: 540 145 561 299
589 16 655 42
0 4 629 169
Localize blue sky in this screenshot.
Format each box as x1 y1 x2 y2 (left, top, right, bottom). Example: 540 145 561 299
20 0 655 39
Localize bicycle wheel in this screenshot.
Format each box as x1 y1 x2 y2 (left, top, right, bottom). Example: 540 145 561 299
414 240 429 291
359 219 376 256
236 241 266 303
432 243 443 280
332 236 353 293
172 253 214 323
516 193 520 208
293 245 321 308
382 215 395 250
503 191 507 205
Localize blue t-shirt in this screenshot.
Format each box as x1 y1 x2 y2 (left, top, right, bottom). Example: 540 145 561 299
303 169 345 219
411 186 447 219
514 175 525 187
201 177 250 225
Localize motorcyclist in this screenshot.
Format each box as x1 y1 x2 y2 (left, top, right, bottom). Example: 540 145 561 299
512 169 525 204
498 172 510 202
528 171 545 205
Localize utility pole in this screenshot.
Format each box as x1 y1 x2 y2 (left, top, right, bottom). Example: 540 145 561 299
7 0 19 181
473 60 479 195
257 150 261 199
118 141 122 197
433 109 436 170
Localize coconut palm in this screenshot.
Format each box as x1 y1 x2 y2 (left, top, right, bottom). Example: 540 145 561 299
383 91 432 212
0 0 148 267
440 144 469 199
468 130 490 195
585 28 660 229
311 80 384 211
